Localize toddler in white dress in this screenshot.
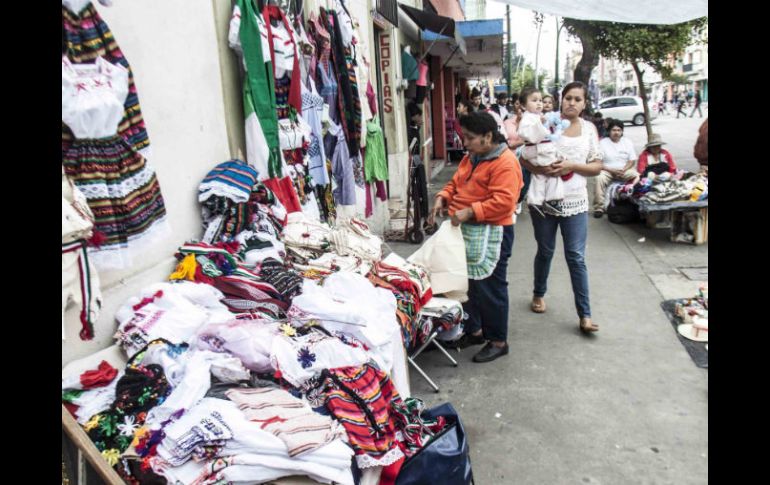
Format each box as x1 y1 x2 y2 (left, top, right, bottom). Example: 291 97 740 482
518 88 571 215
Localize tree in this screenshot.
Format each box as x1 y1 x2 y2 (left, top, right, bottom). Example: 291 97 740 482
562 18 707 138
511 63 548 95
561 20 602 88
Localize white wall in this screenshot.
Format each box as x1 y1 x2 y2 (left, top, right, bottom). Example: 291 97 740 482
62 0 236 366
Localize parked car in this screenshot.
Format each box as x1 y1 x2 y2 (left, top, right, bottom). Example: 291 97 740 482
596 96 657 126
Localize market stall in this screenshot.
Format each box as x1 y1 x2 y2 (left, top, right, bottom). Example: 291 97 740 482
606 169 708 244
61 1 472 484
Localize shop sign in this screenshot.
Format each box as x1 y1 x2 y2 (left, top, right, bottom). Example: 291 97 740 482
379 33 393 113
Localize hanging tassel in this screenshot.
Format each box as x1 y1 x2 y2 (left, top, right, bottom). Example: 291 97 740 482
169 254 197 281
87 230 108 248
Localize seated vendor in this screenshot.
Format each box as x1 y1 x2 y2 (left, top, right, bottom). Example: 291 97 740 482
637 134 678 177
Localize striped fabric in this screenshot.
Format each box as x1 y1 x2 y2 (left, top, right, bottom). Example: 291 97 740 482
461 224 504 280
62 136 167 250
323 364 404 468
199 160 259 203
62 3 149 155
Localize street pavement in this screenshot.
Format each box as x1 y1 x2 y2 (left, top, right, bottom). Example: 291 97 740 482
387 113 707 484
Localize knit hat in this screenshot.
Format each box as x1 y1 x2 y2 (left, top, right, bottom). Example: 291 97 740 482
198 159 258 203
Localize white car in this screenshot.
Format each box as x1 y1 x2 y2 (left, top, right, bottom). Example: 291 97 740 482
596 96 657 126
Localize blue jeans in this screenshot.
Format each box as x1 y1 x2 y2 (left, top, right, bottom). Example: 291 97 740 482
530 210 591 317
462 225 514 342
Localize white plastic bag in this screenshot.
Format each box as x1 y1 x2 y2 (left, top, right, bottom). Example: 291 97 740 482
408 221 468 301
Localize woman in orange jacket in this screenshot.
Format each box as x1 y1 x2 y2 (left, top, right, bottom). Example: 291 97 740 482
430 111 523 363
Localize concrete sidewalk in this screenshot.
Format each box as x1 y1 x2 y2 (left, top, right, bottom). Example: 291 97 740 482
387 165 708 485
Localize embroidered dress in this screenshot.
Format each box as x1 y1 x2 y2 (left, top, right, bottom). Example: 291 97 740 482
461 224 504 280
62 1 150 156
62 56 169 270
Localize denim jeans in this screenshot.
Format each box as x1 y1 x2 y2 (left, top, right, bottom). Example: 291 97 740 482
530 210 591 317
462 225 514 342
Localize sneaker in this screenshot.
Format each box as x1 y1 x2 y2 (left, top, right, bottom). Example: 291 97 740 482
593 210 604 219
443 332 485 349
472 342 509 363
543 200 565 216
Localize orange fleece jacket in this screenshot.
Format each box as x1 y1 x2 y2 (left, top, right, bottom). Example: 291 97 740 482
437 148 523 226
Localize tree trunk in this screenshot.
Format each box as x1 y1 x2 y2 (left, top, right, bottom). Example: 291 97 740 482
574 30 600 111
632 61 653 140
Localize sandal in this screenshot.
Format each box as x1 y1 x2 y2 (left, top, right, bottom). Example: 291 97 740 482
579 317 599 333
531 298 546 313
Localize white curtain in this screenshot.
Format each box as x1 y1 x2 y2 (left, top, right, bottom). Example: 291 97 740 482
489 0 707 24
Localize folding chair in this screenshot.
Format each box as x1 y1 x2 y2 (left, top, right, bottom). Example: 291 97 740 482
408 313 460 393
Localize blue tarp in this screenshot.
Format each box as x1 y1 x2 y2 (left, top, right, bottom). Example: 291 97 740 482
422 19 504 41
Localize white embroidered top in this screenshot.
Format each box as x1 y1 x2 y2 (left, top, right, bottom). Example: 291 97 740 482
62 56 129 139
551 119 603 217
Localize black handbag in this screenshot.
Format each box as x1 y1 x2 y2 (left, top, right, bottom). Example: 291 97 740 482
395 403 474 485
607 199 641 224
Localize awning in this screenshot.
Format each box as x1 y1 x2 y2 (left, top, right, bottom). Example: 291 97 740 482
422 19 504 80
489 0 707 25
398 3 467 55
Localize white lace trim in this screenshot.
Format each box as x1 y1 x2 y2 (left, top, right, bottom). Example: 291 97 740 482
88 217 172 270
355 447 405 469
76 163 157 200
553 194 589 217
198 183 252 204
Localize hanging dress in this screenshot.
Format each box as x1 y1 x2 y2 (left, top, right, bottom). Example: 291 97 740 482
62 56 169 269
62 0 150 157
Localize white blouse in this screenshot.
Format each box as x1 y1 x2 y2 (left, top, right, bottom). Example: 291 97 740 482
62 56 129 139
552 118 603 216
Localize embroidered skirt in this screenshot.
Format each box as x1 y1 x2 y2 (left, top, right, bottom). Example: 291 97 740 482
62 3 150 155
62 135 168 268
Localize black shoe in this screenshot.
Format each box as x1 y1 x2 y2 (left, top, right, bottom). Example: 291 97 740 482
472 342 509 363
443 332 485 349
593 210 604 219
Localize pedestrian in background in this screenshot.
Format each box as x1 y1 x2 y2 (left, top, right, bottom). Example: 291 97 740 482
542 94 556 114
470 88 486 112
519 81 603 333
676 96 687 118
689 91 703 118
490 92 510 120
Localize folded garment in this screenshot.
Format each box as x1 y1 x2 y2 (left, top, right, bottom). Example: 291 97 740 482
114 282 232 357
195 317 281 373
152 398 354 485
282 212 332 251
270 329 369 387
225 387 345 457
329 218 382 261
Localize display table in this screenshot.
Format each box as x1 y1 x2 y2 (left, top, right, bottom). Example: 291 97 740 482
633 199 708 244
